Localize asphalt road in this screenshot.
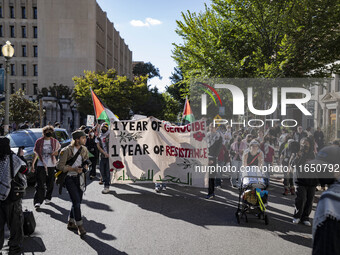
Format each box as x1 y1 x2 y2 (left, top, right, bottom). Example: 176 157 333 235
3 174 316 255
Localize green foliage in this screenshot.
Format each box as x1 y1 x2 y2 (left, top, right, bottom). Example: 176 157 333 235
161 92 182 122
173 0 340 83
0 90 40 125
39 83 73 100
133 62 162 79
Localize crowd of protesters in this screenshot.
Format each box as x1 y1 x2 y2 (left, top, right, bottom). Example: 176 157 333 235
1 119 340 254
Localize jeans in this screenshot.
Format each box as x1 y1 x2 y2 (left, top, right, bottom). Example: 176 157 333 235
0 199 24 254
65 176 83 226
293 185 316 221
89 157 97 177
99 158 110 188
34 166 55 204
263 162 271 187
231 160 242 186
283 167 294 189
155 183 167 189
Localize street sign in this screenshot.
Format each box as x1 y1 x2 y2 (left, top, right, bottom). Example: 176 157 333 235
0 68 4 93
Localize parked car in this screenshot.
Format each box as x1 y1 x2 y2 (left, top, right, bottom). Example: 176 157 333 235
6 128 71 184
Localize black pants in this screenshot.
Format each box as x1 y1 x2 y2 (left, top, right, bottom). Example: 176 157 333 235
34 166 55 205
208 157 216 195
65 176 83 225
0 199 23 254
293 185 316 221
89 157 97 177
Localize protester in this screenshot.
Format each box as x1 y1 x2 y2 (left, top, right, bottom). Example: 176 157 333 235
278 129 289 147
280 139 298 195
242 140 265 184
54 122 61 128
260 135 275 186
242 134 253 147
56 130 89 237
86 129 98 180
312 146 340 255
290 137 317 226
256 129 264 143
31 125 61 209
0 137 27 255
206 123 222 199
230 136 247 188
19 121 29 130
96 122 111 194
294 126 307 143
313 127 324 151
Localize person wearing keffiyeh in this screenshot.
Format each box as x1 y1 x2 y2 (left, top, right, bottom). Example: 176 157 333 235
0 137 27 255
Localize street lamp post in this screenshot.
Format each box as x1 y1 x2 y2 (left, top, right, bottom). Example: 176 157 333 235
1 41 14 134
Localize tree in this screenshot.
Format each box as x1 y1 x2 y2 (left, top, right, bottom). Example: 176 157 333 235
0 90 40 125
166 67 187 111
173 0 340 80
39 83 74 100
133 62 162 79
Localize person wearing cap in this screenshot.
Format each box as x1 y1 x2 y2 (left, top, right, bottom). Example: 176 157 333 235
31 125 61 209
290 136 318 226
96 122 111 194
311 145 340 255
56 130 89 237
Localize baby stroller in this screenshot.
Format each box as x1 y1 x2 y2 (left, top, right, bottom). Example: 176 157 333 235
235 166 269 225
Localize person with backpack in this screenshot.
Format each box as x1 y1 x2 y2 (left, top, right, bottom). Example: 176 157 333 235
31 125 61 209
56 130 89 237
96 122 111 194
0 137 27 255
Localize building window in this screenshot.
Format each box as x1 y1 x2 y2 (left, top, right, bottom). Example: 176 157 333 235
22 45 27 57
22 64 26 76
10 64 15 75
33 26 37 38
10 6 14 18
10 83 15 94
0 25 2 37
21 83 26 92
10 26 15 37
0 6 2 18
33 46 38 57
0 45 2 56
33 64 37 76
21 6 26 19
0 64 2 68
33 83 38 95
21 26 26 38
33 7 37 19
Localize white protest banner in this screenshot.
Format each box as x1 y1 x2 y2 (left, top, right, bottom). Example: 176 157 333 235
86 115 95 127
109 117 208 187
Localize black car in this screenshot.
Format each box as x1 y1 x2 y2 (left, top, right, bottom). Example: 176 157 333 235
6 128 71 184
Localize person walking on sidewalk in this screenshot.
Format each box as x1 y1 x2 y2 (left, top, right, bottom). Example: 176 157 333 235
86 129 98 180
32 125 61 209
56 130 89 237
96 123 111 194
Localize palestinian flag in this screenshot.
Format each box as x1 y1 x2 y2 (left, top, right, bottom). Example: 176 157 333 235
182 97 195 124
90 88 119 124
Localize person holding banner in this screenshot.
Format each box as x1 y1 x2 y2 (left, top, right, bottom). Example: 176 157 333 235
96 123 111 194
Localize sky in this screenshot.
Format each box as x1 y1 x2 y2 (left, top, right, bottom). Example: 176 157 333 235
96 0 209 92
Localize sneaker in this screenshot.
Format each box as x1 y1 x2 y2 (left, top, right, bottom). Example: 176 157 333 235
292 218 300 224
45 199 51 204
290 188 296 195
67 221 78 231
34 203 41 209
283 189 289 196
77 225 86 237
99 180 103 185
302 220 311 226
102 188 110 194
162 185 167 191
155 187 161 193
90 175 95 180
205 193 215 199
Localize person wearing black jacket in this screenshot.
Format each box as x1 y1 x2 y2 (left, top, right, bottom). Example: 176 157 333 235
311 145 340 255
206 123 222 199
86 129 98 179
0 137 27 255
290 137 317 226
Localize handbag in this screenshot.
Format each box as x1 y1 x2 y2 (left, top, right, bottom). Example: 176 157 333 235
55 147 83 194
23 209 36 236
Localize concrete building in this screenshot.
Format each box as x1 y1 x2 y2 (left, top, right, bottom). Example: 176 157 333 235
0 0 133 131
310 74 340 141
